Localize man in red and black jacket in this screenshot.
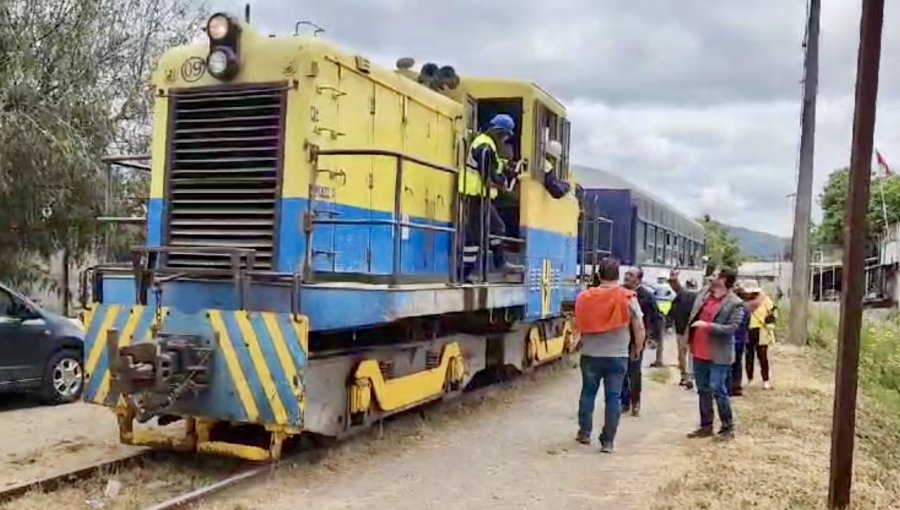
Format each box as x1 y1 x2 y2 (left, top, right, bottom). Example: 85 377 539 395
686 267 745 441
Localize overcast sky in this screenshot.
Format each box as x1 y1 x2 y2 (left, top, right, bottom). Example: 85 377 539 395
217 0 900 236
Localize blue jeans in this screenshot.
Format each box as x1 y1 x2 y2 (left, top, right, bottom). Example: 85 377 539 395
578 355 628 443
693 358 734 430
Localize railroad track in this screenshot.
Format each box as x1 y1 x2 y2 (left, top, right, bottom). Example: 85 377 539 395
0 449 154 503
1 360 573 510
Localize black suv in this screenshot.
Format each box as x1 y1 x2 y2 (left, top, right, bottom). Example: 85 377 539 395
0 282 85 404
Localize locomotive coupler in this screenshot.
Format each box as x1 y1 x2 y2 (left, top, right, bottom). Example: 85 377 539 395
113 334 214 423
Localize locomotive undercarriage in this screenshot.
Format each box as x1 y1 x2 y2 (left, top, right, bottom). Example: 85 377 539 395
93 294 574 461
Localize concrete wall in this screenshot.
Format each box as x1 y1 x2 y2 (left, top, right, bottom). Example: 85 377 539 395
23 251 97 316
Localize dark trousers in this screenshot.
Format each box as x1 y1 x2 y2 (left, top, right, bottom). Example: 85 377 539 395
462 198 506 276
694 358 734 430
730 343 745 390
577 355 628 443
620 347 643 409
746 328 770 382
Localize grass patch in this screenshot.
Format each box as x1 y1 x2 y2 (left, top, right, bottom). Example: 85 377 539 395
643 306 900 509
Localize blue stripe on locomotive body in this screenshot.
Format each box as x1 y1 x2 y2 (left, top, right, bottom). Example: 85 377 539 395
524 226 579 320
101 274 531 332
278 198 452 277
149 196 452 278
147 198 164 247
111 199 577 331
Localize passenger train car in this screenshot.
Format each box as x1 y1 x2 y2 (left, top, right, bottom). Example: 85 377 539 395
576 165 707 286
80 13 583 460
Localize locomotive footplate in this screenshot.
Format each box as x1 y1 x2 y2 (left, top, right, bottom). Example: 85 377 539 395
111 334 214 424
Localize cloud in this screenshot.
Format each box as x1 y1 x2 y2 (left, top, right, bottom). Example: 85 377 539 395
212 0 900 237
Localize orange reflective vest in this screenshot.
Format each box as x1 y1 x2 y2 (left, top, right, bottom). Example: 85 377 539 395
574 286 635 335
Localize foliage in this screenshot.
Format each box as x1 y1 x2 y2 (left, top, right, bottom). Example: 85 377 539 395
701 217 743 276
817 166 900 246
0 0 206 293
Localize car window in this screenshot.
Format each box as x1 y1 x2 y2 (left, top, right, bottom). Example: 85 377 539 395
0 289 14 317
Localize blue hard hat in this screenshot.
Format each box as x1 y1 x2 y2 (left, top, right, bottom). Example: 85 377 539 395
488 114 515 133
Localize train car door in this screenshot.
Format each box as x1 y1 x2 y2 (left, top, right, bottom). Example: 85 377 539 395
308 59 341 273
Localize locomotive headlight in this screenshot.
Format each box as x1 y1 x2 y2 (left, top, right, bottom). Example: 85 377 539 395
207 14 231 41
207 46 239 80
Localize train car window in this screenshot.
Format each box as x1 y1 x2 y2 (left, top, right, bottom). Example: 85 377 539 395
533 101 563 179
655 228 665 264
636 220 646 255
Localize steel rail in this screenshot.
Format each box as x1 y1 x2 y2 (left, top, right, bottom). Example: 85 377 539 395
139 358 574 510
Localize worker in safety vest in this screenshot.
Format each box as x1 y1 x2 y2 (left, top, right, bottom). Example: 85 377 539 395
459 113 524 278
543 140 572 199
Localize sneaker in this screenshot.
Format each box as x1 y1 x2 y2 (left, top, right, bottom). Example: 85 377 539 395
763 381 772 390
678 379 687 387
715 428 735 441
649 361 664 368
575 432 591 445
687 427 714 439
684 380 694 390
600 441 615 453
730 387 743 397
631 404 641 417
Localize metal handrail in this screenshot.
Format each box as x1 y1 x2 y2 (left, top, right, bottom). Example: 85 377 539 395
307 147 463 285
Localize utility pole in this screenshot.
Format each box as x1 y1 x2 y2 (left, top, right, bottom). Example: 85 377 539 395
788 0 821 346
828 0 884 508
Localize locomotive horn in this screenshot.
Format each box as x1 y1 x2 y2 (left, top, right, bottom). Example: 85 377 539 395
438 65 460 90
396 57 415 70
418 62 439 87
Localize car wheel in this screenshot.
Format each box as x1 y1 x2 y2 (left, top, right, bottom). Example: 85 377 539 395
41 350 84 405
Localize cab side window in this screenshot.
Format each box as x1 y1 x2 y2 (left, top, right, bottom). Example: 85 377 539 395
560 119 571 180
533 102 567 180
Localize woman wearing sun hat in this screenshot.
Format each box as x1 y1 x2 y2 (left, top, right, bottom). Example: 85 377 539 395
744 280 776 389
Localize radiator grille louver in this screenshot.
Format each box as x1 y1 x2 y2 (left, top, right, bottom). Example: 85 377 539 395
165 86 286 270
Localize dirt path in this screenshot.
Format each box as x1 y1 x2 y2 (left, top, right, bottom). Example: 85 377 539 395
0 399 141 489
204 336 697 510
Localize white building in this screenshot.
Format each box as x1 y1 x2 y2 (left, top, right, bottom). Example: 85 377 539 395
738 260 792 297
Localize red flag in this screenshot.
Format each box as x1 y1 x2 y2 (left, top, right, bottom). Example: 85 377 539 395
876 149 893 177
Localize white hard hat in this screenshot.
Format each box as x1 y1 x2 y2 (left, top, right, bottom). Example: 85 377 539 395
546 140 562 159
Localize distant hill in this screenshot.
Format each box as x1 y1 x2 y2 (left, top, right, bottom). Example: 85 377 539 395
719 223 789 260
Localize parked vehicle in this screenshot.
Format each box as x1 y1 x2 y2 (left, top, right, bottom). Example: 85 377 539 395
0 282 85 404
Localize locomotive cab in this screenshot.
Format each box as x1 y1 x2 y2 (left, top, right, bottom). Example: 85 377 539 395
454 79 576 271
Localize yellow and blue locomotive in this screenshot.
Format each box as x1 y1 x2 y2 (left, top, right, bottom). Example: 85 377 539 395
81 13 581 460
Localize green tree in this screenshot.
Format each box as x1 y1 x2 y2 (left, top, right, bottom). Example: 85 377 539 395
701 217 743 276
817 166 900 246
0 0 205 307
